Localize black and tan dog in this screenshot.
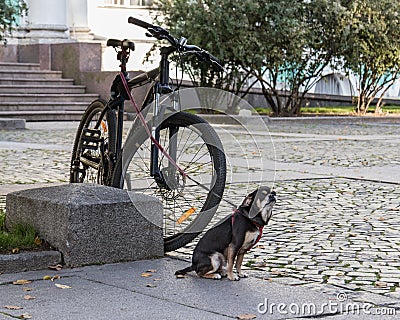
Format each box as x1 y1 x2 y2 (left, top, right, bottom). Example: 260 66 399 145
175 187 277 280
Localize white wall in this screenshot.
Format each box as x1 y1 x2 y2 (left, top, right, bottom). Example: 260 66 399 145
87 0 156 71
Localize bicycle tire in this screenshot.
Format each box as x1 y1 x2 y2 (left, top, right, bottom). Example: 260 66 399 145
112 112 226 252
70 99 117 185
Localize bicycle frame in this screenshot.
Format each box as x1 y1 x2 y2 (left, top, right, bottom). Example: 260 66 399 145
98 44 179 189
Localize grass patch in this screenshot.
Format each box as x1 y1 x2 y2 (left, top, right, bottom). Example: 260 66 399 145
244 260 255 268
301 106 355 114
303 105 400 114
0 209 40 254
382 105 400 113
255 105 400 115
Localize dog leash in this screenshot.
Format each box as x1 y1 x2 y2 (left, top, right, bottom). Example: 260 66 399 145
121 74 239 227
120 72 240 211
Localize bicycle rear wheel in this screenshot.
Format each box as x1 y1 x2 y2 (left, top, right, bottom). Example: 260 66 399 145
112 112 226 252
70 99 116 185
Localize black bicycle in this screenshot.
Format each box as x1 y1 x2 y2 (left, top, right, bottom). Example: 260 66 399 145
70 17 226 252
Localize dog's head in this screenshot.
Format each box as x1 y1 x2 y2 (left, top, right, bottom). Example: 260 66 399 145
240 186 277 224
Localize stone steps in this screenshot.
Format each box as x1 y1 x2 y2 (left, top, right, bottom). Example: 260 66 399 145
0 62 41 71
0 69 63 79
0 93 98 103
0 78 75 86
0 62 98 121
0 110 88 121
0 101 92 111
0 84 86 94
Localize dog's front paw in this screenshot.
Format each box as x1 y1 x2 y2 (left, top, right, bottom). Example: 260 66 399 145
238 272 248 278
227 273 240 281
212 273 222 280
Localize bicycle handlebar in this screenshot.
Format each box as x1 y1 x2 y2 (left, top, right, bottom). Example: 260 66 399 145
128 16 223 70
127 16 154 29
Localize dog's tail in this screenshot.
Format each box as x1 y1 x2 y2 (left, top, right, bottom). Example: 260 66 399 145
175 265 194 276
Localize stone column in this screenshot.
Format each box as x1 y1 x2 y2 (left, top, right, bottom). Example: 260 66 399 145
24 0 69 42
68 0 94 41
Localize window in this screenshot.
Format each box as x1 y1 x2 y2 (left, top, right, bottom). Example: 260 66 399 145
103 0 153 6
314 74 354 96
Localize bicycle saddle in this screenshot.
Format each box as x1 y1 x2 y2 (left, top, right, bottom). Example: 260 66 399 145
106 39 135 51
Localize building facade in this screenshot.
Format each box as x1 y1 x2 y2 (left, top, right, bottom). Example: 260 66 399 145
5 0 400 101
9 0 155 71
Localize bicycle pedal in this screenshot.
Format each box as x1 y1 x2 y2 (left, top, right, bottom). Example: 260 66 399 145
80 128 102 150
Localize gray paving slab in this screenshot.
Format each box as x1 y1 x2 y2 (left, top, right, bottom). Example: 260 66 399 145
0 258 363 319
1 268 229 320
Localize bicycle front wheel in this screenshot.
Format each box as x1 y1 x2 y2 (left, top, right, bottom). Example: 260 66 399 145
70 99 116 185
113 112 226 252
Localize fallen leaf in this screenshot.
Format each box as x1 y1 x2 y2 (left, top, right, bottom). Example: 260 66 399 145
378 217 385 221
51 275 60 282
20 313 32 319
236 314 257 319
48 264 63 271
54 283 71 289
264 278 273 282
175 274 187 279
23 295 35 300
34 236 42 246
13 279 32 285
375 281 387 288
271 270 283 275
141 273 152 277
348 233 357 237
23 288 33 292
12 248 20 254
4 305 23 310
43 275 52 281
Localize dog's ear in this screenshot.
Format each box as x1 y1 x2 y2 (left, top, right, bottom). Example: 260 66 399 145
241 189 257 208
241 194 254 208
248 187 272 218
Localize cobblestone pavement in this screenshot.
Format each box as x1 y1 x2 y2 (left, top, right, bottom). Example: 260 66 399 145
1 119 400 302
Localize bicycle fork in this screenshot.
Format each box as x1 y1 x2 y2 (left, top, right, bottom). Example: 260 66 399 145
150 89 180 190
118 71 184 191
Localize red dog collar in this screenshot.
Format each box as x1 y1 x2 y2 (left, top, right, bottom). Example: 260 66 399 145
232 209 264 251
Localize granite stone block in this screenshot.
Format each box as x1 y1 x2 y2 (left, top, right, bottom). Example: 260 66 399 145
6 184 164 267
